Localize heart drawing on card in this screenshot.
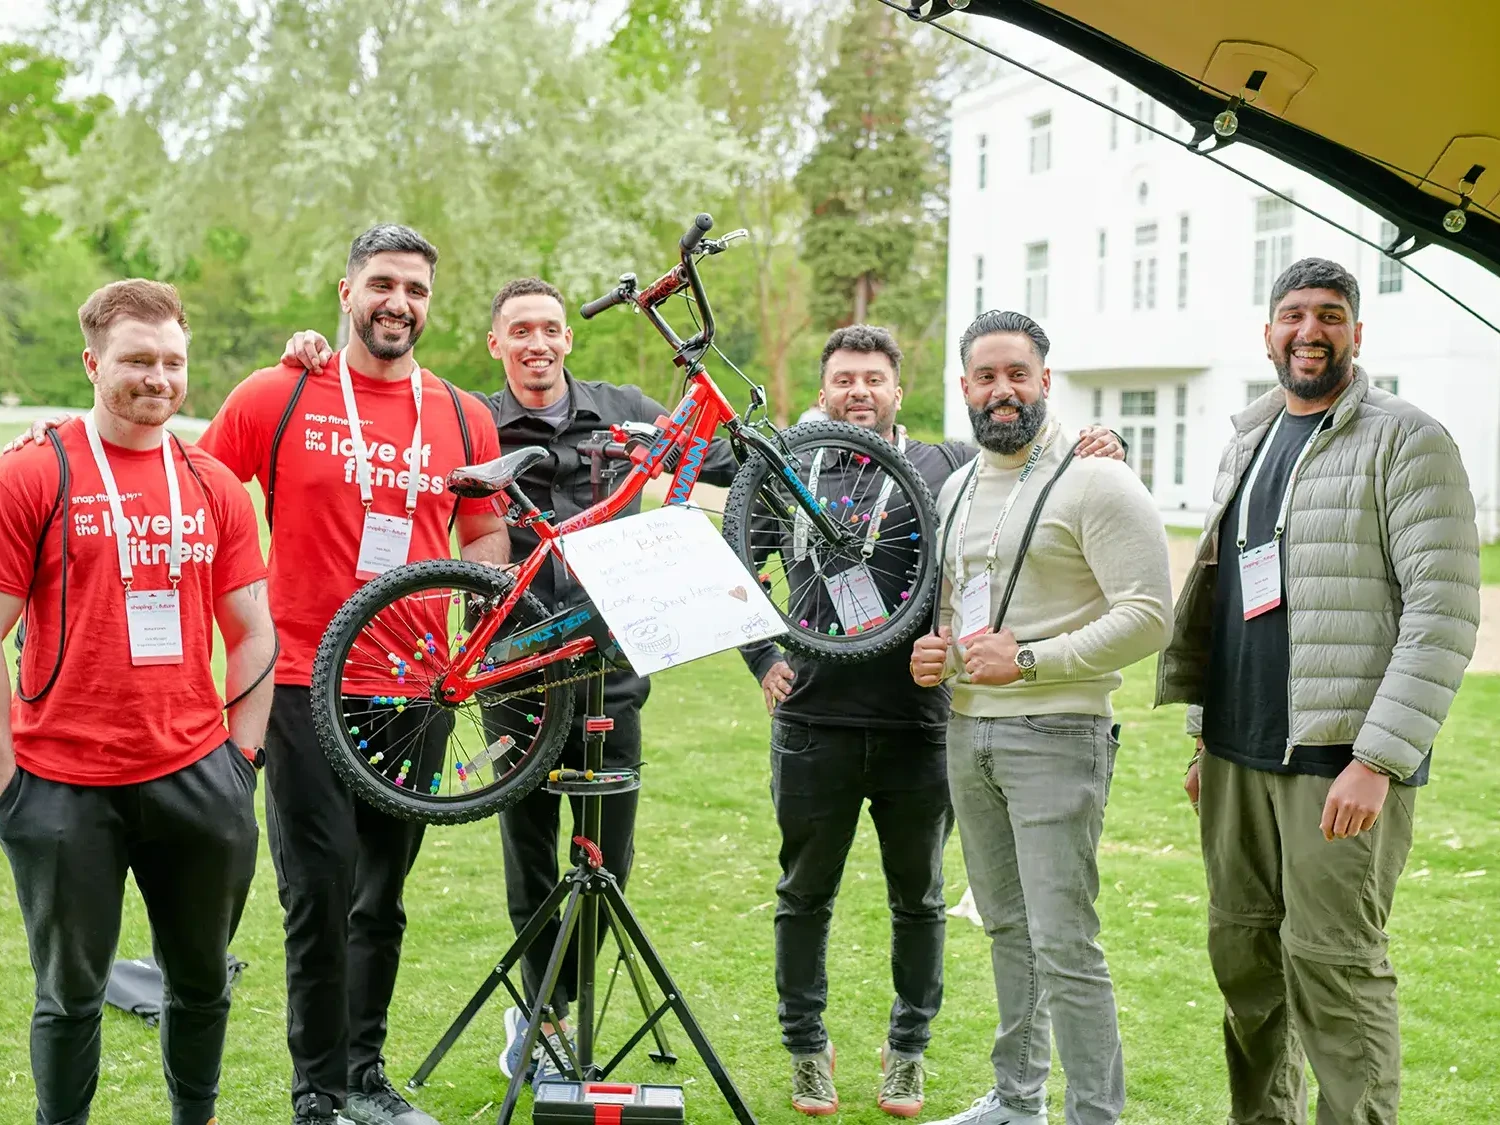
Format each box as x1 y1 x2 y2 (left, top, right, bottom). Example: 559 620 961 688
728 586 748 602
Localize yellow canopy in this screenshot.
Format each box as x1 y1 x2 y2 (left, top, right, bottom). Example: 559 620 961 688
915 0 1500 276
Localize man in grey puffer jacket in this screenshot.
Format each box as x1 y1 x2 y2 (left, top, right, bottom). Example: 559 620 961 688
1156 257 1480 1125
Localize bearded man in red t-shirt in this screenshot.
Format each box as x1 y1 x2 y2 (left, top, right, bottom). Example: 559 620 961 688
0 279 276 1125
198 225 507 1125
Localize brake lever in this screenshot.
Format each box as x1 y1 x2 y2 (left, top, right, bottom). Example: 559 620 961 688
701 229 750 255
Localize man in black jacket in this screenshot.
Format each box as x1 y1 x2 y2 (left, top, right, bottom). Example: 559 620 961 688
739 326 1122 1118
477 278 741 1080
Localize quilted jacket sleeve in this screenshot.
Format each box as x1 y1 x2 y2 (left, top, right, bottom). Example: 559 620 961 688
1353 421 1481 779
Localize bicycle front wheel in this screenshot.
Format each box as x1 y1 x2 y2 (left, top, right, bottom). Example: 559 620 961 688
720 420 939 663
309 559 576 825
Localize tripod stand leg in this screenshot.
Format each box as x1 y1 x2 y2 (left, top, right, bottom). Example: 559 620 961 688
408 873 578 1090
601 879 758 1125
495 879 588 1125
603 901 677 1064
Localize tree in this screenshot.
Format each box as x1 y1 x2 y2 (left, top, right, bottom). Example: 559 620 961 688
797 3 940 329
36 0 746 401
0 44 113 404
609 0 825 424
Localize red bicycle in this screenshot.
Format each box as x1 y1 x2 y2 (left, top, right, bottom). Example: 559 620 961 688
309 215 940 823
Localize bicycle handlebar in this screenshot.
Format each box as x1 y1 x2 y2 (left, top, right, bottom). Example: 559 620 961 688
681 213 713 254
579 285 630 321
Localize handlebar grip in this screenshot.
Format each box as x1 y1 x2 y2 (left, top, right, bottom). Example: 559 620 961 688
681 213 713 254
580 287 628 320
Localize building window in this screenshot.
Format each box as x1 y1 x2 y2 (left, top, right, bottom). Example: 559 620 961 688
1024 241 1049 318
1092 387 1103 420
1120 389 1157 417
1175 384 1187 417
974 255 984 319
1108 87 1119 150
1029 112 1052 174
1121 425 1136 469
1174 421 1186 486
1373 376 1400 395
1096 229 1107 312
978 134 987 191
1138 426 1156 492
1132 222 1158 311
1246 380 1278 404
1179 213 1191 242
1253 196 1295 305
1177 212 1190 309
1135 95 1156 142
1378 220 1403 293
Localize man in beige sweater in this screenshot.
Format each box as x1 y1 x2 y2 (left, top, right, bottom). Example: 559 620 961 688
911 311 1172 1125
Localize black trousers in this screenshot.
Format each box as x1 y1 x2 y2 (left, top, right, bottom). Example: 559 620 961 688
0 742 259 1125
264 686 449 1108
769 719 954 1055
495 686 642 1020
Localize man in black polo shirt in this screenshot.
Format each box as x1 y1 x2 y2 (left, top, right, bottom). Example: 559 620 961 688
739 326 1123 1118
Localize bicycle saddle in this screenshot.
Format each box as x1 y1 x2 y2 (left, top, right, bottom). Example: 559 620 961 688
446 446 550 499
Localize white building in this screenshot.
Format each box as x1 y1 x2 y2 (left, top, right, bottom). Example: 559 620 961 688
943 30 1500 538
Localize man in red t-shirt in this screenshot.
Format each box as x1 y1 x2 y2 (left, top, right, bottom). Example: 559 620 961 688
198 225 506 1125
0 280 275 1125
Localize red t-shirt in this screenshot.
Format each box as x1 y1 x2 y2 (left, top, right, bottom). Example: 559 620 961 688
0 419 267 786
198 353 501 689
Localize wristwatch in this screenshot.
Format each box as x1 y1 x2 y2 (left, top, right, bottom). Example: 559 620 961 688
1356 755 1398 780
1015 646 1038 682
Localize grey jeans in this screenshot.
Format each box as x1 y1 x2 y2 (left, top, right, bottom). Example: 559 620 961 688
947 712 1124 1125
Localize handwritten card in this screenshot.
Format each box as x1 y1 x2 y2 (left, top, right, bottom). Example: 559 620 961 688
559 505 787 676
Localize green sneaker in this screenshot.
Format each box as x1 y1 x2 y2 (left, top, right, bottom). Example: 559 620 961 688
878 1042 926 1118
790 1042 838 1116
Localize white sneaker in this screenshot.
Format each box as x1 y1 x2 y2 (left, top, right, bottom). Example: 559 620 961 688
926 1089 1046 1125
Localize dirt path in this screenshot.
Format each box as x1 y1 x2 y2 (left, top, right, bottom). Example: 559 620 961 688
1167 537 1500 674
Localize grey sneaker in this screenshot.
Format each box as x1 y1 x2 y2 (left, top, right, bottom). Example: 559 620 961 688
877 1042 925 1117
532 1029 575 1084
926 1089 1045 1125
342 1064 441 1124
790 1042 838 1116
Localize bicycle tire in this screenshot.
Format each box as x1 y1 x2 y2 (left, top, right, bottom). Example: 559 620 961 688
720 420 939 663
310 559 575 825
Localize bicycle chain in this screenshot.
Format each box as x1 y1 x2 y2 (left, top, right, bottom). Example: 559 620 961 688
474 663 609 707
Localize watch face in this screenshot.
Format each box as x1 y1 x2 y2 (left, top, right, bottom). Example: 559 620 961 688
1017 649 1037 669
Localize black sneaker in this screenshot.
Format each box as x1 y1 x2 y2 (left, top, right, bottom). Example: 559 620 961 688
292 1093 339 1125
342 1065 441 1125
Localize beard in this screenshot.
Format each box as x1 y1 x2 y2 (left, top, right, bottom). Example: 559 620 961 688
356 308 423 361
968 395 1048 454
1273 339 1353 402
101 379 182 426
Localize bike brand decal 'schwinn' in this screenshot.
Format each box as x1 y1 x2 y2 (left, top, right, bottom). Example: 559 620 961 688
668 436 711 505
635 391 700 475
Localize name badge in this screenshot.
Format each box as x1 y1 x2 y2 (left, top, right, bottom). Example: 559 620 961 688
357 511 414 580
1239 540 1282 620
959 572 991 642
824 563 888 633
125 589 184 666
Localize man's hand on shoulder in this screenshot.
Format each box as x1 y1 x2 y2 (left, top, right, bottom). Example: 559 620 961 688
1 414 73 457
1075 425 1125 461
282 331 333 371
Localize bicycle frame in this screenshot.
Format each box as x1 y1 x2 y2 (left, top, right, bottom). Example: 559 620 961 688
434 216 849 706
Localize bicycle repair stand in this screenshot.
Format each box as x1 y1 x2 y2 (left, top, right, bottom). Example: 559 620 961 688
407 662 757 1125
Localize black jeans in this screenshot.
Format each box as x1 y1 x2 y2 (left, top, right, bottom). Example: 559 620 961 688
0 742 259 1125
264 686 449 1109
770 719 954 1055
495 686 642 1019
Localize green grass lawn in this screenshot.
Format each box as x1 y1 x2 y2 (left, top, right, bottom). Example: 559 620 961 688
1 421 1498 1123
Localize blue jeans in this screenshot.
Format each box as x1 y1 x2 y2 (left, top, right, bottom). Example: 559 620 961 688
947 712 1124 1125
769 719 953 1055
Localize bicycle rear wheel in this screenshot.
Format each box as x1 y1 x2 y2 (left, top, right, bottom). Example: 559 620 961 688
310 559 576 825
720 420 939 663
